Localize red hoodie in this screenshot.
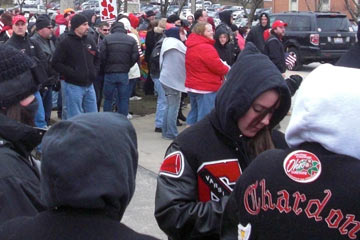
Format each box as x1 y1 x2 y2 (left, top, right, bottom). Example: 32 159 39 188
185 33 229 92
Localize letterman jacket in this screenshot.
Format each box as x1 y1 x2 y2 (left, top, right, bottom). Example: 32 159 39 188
154 43 292 240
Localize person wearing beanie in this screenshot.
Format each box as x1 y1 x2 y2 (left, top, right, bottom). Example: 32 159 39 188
0 45 46 224
246 12 270 53
264 20 288 75
155 43 292 240
0 12 13 43
0 112 159 240
100 21 139 116
167 14 181 26
31 14 58 126
159 27 187 140
138 10 156 30
6 14 49 134
52 13 99 119
335 22 360 68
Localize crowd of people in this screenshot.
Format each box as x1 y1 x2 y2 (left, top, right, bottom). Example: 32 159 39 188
0 6 359 240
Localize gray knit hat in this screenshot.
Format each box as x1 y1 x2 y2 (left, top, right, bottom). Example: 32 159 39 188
0 45 38 108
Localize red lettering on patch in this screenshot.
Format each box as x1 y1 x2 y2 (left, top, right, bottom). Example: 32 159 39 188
159 151 184 178
283 150 322 183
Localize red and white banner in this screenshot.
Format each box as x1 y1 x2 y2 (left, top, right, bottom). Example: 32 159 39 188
99 0 117 22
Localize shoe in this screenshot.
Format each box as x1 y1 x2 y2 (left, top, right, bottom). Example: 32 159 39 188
177 119 183 126
127 113 133 120
155 127 162 133
130 96 142 101
178 111 187 122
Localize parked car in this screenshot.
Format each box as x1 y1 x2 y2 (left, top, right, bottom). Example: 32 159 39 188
270 11 357 70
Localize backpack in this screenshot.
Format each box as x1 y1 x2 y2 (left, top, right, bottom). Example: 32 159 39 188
149 36 165 78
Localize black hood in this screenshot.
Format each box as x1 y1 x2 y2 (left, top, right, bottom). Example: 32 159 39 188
210 42 291 141
258 12 270 29
0 113 44 156
219 10 233 27
110 22 127 34
214 25 230 47
81 10 96 27
40 112 138 220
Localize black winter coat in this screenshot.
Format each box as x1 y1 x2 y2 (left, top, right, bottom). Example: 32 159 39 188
0 114 45 224
154 44 291 240
214 26 234 66
221 143 360 240
246 13 270 53
264 34 286 73
52 31 99 86
335 43 360 69
0 209 159 240
31 32 58 87
100 23 139 74
145 27 164 64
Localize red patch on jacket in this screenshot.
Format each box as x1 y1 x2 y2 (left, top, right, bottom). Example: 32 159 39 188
159 151 184 178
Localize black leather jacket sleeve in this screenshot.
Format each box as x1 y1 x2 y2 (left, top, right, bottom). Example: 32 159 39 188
155 143 229 240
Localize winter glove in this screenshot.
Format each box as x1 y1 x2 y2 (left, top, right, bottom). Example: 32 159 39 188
285 74 303 96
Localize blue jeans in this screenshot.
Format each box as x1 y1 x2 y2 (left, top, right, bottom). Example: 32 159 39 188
186 92 217 125
64 82 98 119
153 76 166 129
60 80 67 120
41 87 53 125
103 73 129 116
162 84 181 139
34 91 47 128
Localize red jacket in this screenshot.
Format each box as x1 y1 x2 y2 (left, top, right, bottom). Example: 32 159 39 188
185 33 229 92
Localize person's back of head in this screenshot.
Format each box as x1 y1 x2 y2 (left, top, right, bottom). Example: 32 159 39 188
194 9 204 21
286 64 360 160
41 112 138 220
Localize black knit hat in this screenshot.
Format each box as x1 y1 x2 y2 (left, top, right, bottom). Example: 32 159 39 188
167 14 180 24
0 45 38 108
146 10 155 17
36 14 51 30
70 14 88 31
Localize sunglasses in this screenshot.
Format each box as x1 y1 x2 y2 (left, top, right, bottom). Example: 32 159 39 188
102 29 110 32
46 26 54 29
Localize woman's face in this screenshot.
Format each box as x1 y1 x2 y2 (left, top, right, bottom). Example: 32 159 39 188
237 90 280 137
219 34 228 45
187 16 193 24
204 24 214 39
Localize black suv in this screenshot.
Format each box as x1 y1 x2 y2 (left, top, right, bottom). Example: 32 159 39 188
270 12 357 70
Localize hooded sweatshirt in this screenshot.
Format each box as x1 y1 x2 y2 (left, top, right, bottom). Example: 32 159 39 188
214 26 233 66
246 12 270 53
155 43 291 240
159 27 187 92
335 25 360 68
0 112 158 240
221 64 360 240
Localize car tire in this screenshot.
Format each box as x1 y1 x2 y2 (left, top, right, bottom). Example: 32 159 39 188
287 47 302 71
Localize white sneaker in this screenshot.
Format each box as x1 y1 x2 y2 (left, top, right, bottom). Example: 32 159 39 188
127 113 133 120
130 96 142 101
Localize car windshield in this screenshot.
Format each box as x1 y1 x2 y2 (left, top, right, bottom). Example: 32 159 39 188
316 16 350 32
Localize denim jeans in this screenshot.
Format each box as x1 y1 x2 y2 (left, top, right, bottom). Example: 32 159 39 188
186 91 217 125
60 80 67 120
103 73 129 116
41 87 53 125
153 76 166 129
64 82 98 119
34 91 47 128
162 84 181 139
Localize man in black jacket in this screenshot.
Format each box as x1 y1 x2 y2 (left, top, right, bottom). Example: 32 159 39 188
264 20 287 76
6 14 48 132
0 45 45 224
100 22 139 116
246 12 270 53
31 14 58 125
52 14 99 119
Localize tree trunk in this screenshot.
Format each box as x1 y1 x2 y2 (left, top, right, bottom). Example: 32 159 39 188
124 0 127 12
